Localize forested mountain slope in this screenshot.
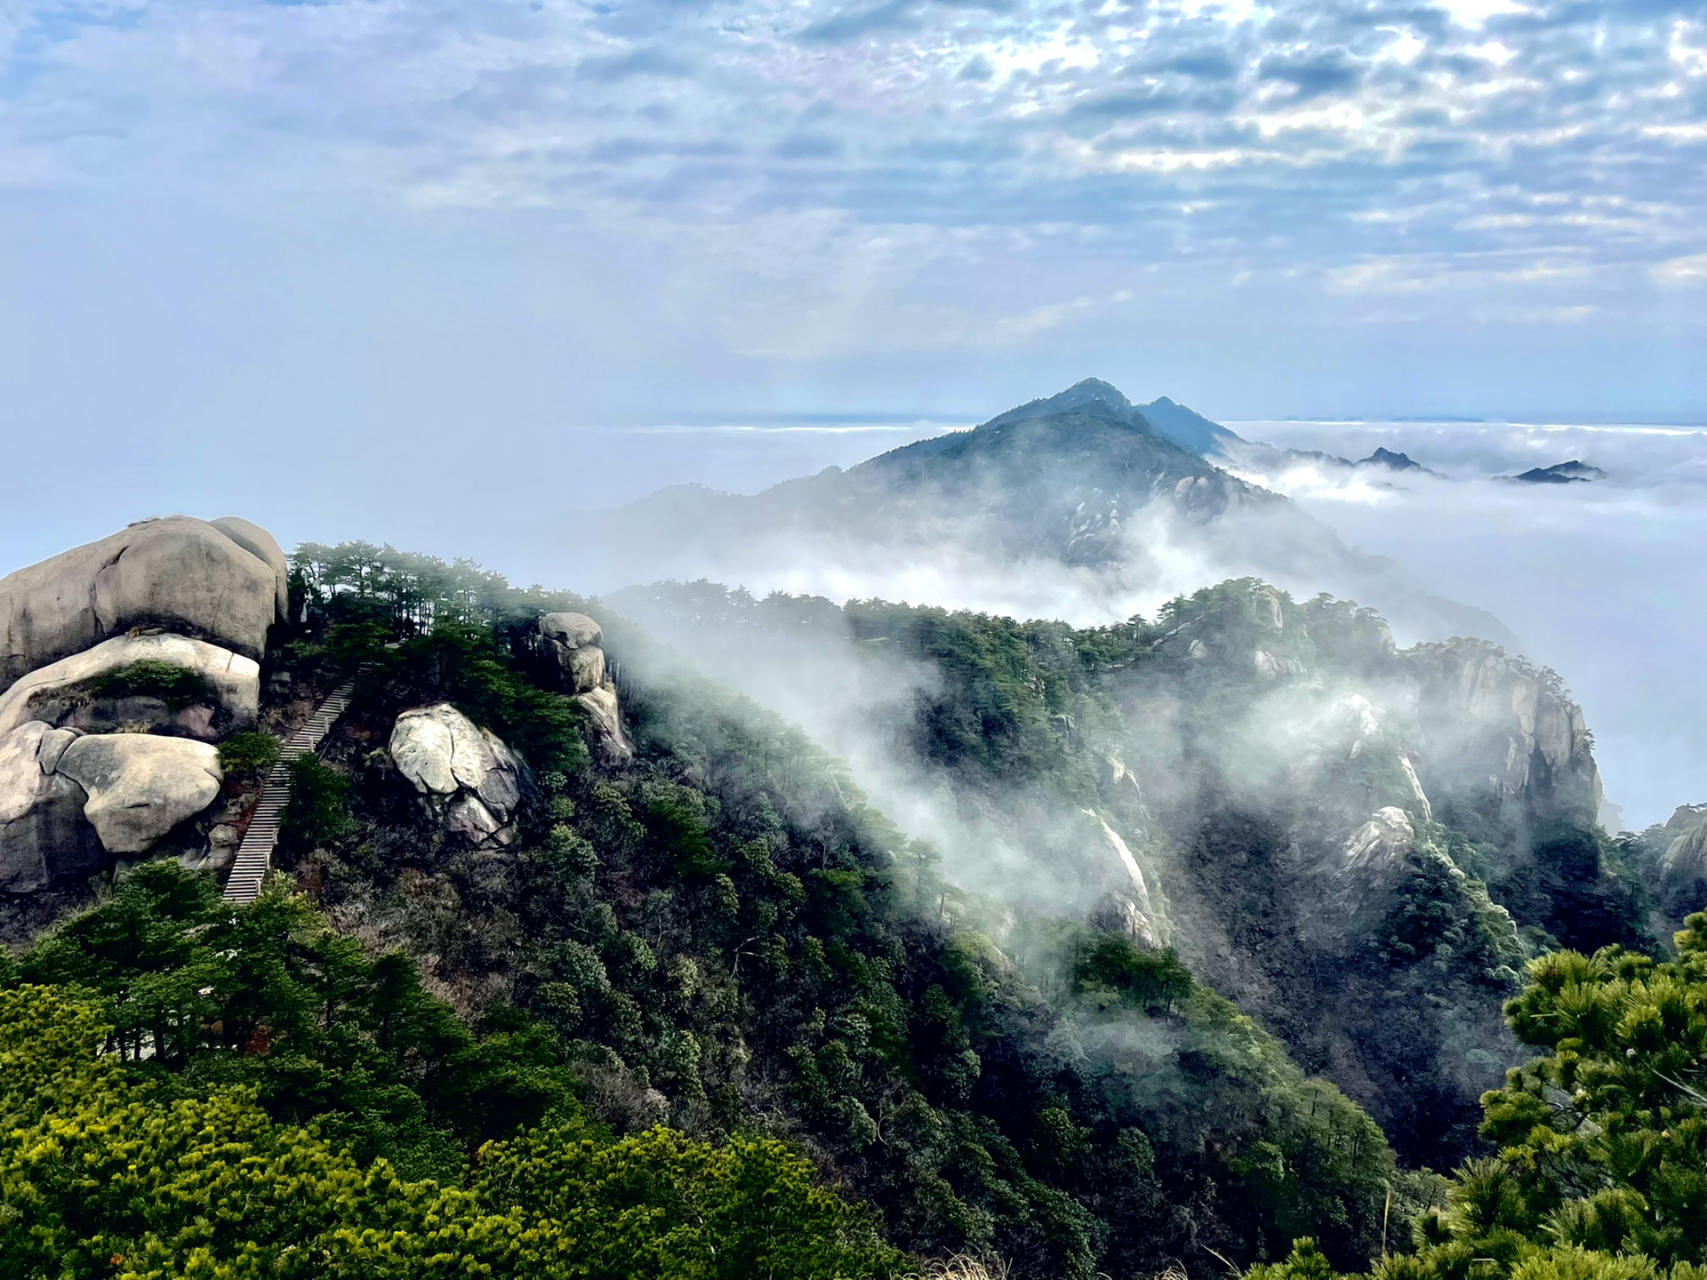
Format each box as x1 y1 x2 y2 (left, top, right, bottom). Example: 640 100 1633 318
612 577 1648 1169
0 533 1425 1279
3 527 1692 1280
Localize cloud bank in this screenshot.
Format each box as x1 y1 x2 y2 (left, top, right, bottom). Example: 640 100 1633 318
1222 418 1707 829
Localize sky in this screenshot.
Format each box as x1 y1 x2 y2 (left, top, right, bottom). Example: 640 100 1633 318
2 0 1704 454
1 0 1703 816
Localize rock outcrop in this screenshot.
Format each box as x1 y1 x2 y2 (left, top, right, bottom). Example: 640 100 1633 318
209 517 292 620
390 704 523 847
538 612 633 762
1407 639 1602 829
1341 806 1416 879
575 685 633 763
0 515 289 682
55 734 223 855
1083 810 1162 948
0 722 103 892
1 721 222 883
1660 804 1707 887
0 633 259 739
540 612 607 693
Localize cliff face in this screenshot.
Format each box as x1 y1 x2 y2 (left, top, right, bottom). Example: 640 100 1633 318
1406 639 1603 836
0 517 292 916
610 576 1642 1168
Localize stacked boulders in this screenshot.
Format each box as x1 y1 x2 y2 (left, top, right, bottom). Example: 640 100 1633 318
389 704 524 848
0 516 290 892
540 612 633 762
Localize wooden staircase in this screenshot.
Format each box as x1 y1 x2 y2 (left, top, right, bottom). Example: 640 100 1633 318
222 679 357 905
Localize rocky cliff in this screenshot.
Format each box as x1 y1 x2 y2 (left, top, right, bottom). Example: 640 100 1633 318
0 517 292 908
609 576 1642 1167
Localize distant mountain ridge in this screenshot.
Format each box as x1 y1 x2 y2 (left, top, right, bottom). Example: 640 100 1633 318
981 377 1244 457
579 379 1517 648
1508 460 1606 484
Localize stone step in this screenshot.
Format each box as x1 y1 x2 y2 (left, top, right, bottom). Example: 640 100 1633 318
221 679 357 905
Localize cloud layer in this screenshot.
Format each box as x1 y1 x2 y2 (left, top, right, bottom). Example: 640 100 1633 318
1223 418 1707 829
1 0 1703 418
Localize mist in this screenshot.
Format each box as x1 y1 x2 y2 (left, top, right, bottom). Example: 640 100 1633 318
562 412 1699 830
1219 419 1707 828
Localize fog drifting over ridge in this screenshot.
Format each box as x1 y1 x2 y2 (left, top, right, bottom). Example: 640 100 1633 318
1218 418 1707 831
548 410 1703 832
0 404 1695 830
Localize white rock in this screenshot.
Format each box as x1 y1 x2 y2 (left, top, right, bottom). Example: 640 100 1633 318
56 734 223 854
391 707 457 795
540 612 603 650
0 722 101 892
1398 753 1433 823
1084 809 1157 922
575 685 634 762
477 729 522 814
0 721 53 824
1662 805 1707 885
1254 649 1307 679
1336 693 1382 759
447 793 503 841
390 704 521 822
0 515 287 682
389 704 524 845
209 516 291 621
540 612 609 694
1341 806 1415 876
0 633 260 739
567 645 607 694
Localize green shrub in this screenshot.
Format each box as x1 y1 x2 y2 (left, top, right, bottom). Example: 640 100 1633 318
92 660 213 709
281 753 354 851
2 950 903 1279
218 730 281 777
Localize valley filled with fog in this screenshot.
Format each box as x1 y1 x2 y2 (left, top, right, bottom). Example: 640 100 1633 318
1221 418 1707 828
505 407 1702 831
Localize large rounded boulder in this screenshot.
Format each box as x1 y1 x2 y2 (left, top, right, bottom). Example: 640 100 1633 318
540 611 607 693
54 734 223 855
0 633 260 740
389 703 523 848
537 611 633 762
0 515 289 683
0 722 103 892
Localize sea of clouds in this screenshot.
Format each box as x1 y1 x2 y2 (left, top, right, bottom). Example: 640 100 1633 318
538 413 1707 831
1218 418 1707 829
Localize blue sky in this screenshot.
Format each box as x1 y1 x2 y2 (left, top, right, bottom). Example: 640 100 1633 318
1 0 1703 445
2 0 1705 825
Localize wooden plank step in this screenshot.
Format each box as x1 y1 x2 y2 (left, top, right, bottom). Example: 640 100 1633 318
221 680 358 904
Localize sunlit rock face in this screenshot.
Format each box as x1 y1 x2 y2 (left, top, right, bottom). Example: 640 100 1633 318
0 515 290 681
540 612 606 693
1407 639 1603 831
0 516 290 896
0 633 260 740
0 722 102 892
537 612 633 763
390 703 523 848
55 734 223 855
1660 805 1707 887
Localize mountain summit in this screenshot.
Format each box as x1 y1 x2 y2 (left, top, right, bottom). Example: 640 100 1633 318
580 380 1512 645
982 378 1243 457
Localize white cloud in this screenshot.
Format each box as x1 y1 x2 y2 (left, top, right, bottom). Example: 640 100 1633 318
1651 253 1707 286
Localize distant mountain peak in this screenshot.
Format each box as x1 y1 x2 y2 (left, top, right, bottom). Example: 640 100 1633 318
1508 459 1606 484
1358 447 1433 473
979 380 1243 458
984 378 1137 430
